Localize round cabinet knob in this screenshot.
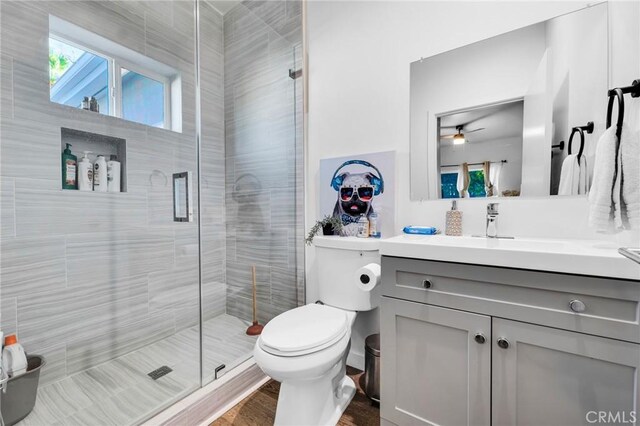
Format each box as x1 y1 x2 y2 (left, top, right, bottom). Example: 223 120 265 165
474 333 486 344
569 299 586 313
422 279 432 289
497 338 510 349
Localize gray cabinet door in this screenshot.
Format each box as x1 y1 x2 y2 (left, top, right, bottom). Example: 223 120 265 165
492 318 640 426
380 297 491 426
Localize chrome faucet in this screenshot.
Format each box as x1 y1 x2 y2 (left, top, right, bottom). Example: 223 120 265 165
486 203 499 238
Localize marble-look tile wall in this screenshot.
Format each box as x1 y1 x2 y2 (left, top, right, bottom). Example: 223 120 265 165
223 1 303 325
0 0 224 387
200 0 227 326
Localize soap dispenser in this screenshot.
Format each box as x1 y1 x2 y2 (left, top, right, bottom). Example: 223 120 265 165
61 143 77 190
445 200 462 236
78 151 94 191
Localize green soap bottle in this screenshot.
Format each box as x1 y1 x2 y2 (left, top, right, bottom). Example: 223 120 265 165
61 143 78 190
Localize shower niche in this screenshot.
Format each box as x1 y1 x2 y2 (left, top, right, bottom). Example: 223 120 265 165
60 127 127 192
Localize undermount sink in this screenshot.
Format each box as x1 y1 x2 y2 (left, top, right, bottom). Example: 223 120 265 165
380 234 640 280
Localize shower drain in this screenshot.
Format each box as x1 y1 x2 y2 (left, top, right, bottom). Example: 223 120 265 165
148 366 173 380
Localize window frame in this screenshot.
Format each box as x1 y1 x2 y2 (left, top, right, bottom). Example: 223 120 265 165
49 32 171 130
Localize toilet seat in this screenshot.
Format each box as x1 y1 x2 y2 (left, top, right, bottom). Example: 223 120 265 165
259 304 349 357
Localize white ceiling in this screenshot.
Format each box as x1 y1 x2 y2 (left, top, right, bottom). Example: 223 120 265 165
439 100 524 145
208 0 242 15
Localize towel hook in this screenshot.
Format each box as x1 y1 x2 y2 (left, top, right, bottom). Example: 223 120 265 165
567 121 594 160
606 88 625 140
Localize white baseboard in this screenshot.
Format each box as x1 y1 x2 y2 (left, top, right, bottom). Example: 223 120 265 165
347 350 365 371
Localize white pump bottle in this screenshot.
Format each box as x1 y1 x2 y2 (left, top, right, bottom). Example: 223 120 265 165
78 151 93 191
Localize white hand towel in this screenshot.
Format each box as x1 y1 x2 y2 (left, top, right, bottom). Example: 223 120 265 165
588 126 618 232
620 123 640 229
558 154 580 196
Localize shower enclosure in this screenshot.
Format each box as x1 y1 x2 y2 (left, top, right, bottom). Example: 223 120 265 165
0 0 303 424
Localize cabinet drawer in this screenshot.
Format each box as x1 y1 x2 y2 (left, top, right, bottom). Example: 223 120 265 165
382 256 640 343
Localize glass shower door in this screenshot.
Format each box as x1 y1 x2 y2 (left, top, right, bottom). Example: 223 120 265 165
199 0 303 385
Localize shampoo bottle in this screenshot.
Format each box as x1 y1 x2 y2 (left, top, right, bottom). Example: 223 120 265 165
445 200 463 236
78 151 94 191
93 155 108 192
61 143 77 190
2 334 27 378
107 155 121 193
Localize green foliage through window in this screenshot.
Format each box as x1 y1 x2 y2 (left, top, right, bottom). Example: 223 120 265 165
49 52 71 86
468 170 487 198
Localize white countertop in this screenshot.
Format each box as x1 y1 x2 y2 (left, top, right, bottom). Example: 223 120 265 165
380 234 640 281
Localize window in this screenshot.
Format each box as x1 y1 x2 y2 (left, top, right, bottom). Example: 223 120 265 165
121 68 166 128
468 170 487 198
49 37 110 114
440 170 487 198
48 16 179 131
441 172 459 199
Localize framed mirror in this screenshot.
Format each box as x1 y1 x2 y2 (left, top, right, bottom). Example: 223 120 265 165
410 3 608 200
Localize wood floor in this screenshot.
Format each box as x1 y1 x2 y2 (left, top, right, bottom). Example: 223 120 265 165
211 367 380 426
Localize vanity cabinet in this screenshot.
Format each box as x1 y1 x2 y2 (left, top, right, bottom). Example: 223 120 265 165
492 318 640 426
380 297 491 426
380 257 640 426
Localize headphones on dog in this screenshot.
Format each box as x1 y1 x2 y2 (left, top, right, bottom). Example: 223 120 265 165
330 160 384 196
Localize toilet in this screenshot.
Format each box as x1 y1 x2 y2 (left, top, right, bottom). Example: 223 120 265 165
253 236 381 425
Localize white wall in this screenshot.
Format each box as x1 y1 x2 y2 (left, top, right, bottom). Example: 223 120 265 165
306 1 640 368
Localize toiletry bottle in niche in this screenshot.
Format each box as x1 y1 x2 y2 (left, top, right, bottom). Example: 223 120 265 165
78 151 94 191
369 211 381 238
82 97 90 110
61 143 77 190
93 155 108 192
357 214 370 238
107 155 121 193
445 200 463 236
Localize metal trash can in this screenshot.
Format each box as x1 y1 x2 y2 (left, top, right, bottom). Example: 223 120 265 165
1 355 46 426
364 334 380 404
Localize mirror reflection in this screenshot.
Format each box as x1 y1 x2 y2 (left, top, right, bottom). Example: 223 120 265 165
439 100 523 198
410 3 608 200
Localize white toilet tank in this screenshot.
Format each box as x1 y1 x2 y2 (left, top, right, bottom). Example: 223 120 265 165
314 236 381 311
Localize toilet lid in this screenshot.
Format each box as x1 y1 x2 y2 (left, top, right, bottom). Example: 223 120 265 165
259 304 349 356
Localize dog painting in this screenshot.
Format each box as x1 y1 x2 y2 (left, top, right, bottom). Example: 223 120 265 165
320 152 395 238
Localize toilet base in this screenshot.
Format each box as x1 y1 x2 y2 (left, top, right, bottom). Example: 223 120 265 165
274 375 356 426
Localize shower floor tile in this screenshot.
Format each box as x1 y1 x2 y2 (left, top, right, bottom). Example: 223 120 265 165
17 314 257 426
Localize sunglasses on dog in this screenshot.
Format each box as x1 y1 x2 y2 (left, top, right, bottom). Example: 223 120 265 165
340 186 374 202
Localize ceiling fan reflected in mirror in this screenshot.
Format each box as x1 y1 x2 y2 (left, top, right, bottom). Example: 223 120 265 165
441 124 485 144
